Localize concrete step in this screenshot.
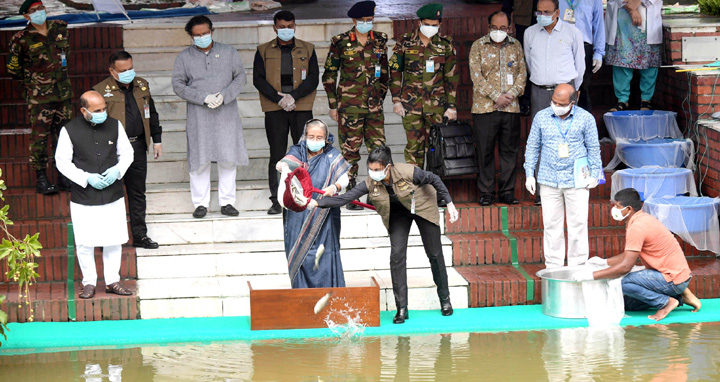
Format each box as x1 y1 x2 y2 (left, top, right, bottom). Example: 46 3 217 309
146 209 446 244
137 267 469 318
135 236 453 279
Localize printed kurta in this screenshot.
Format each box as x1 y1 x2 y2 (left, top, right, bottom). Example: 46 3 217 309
468 35 527 114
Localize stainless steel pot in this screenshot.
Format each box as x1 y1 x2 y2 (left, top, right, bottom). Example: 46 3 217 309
536 266 605 319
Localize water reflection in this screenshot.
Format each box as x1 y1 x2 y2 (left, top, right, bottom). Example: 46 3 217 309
2 323 720 381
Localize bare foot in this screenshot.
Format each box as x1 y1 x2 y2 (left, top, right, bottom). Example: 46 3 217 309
648 297 679 321
682 288 701 312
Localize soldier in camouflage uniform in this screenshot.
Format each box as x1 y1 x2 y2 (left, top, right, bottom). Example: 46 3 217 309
389 3 459 170
322 0 389 210
7 0 73 195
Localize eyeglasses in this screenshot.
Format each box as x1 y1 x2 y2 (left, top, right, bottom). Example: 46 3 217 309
534 10 556 16
490 26 508 32
26 5 46 14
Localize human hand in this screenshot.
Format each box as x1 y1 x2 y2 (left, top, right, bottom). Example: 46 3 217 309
101 166 121 185
571 270 595 282
329 109 339 122
393 102 406 117
204 94 215 105
87 173 109 190
587 256 608 267
278 92 289 108
446 202 459 223
494 93 513 110
592 59 602 73
307 199 318 210
208 93 224 109
630 10 642 26
443 108 457 121
525 176 536 195
153 143 162 160
275 161 289 172
585 178 599 189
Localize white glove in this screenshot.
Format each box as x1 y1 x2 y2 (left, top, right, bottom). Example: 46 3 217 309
208 93 223 109
275 161 289 172
525 176 536 195
592 59 602 74
204 94 215 105
587 256 608 267
322 184 338 196
443 108 458 121
307 199 318 210
446 202 459 223
585 177 599 189
571 270 595 282
283 95 296 112
393 102 406 117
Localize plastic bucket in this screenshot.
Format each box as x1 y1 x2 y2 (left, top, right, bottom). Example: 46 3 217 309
613 168 693 200
644 197 720 233
603 110 681 141
616 138 691 168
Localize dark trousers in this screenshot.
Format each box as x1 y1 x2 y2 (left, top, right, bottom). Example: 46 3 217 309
388 202 450 308
124 139 148 239
515 24 532 111
265 110 313 203
577 43 595 111
472 112 520 197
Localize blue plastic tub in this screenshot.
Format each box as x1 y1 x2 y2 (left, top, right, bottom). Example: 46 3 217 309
613 168 694 200
616 138 692 168
603 110 681 141
644 197 720 233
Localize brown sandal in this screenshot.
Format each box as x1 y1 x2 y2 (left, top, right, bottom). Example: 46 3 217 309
609 102 628 112
105 282 133 296
79 284 96 299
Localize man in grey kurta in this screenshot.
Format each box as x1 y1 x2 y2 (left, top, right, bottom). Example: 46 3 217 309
172 15 249 218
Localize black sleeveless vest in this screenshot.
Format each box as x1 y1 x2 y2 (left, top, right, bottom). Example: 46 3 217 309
64 116 125 206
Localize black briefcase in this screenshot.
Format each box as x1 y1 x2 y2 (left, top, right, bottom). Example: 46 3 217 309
427 119 477 177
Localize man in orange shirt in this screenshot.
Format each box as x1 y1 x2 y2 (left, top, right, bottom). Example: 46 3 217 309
572 188 700 321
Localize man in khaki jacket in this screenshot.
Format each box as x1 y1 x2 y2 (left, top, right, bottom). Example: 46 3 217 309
253 10 320 215
92 51 162 249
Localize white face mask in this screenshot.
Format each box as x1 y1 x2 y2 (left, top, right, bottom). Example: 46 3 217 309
420 25 439 39
489 30 507 43
551 101 573 116
368 164 389 182
611 206 629 221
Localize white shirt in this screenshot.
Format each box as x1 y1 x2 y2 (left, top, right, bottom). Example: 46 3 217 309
524 20 586 90
605 0 663 46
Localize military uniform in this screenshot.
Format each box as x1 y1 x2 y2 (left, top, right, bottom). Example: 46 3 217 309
389 10 458 169
7 19 73 173
322 28 389 185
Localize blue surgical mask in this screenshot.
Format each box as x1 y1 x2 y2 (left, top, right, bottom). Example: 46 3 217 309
84 108 107 125
355 21 373 34
277 28 295 42
368 165 388 182
29 9 46 25
114 68 136 84
194 34 213 49
306 139 325 153
537 14 555 27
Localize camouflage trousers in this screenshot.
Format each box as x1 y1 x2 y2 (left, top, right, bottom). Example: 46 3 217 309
28 100 73 171
402 112 443 170
339 112 386 183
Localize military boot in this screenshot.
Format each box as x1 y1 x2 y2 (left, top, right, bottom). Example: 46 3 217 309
346 179 363 211
36 170 58 195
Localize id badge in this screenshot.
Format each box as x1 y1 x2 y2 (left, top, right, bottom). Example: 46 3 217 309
374 64 381 78
144 104 150 119
61 52 67 67
563 9 575 23
301 69 307 80
558 143 570 158
426 59 434 73
411 194 416 214
506 74 514 86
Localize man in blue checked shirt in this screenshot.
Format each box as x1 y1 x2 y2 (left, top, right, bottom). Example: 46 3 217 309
523 84 602 269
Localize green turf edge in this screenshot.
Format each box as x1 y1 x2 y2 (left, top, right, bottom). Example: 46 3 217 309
2 300 719 355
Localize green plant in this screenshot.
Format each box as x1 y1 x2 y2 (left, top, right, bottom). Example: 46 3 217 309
699 0 720 16
0 169 43 346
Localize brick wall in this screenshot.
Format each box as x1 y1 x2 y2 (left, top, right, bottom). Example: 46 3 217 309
695 123 720 197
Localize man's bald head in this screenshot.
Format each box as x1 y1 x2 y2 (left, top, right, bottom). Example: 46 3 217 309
80 91 107 121
552 84 576 105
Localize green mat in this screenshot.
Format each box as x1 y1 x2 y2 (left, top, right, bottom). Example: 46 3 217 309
3 300 719 355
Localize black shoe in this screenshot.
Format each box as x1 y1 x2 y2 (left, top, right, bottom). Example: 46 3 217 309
440 296 453 316
346 201 363 211
500 194 519 205
609 101 628 112
133 236 159 249
193 206 207 218
479 195 492 206
221 204 239 216
534 195 541 206
36 170 58 195
393 306 409 324
267 202 282 215
640 100 653 110
57 172 72 191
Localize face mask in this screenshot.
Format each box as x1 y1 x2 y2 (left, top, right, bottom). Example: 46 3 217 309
306 139 325 153
551 101 573 116
29 9 46 25
368 165 388 182
355 21 373 34
277 28 295 42
420 25 439 39
84 108 107 125
194 34 212 49
114 68 136 84
611 206 629 221
537 14 555 27
489 30 507 43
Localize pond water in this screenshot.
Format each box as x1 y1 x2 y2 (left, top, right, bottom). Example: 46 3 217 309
2 322 720 381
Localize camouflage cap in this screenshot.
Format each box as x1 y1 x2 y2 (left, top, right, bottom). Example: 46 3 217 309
19 0 43 15
347 1 376 18
417 3 443 20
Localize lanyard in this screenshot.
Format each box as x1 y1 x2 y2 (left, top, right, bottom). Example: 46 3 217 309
566 0 578 10
554 113 574 141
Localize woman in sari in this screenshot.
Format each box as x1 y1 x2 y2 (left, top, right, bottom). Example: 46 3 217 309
277 119 350 288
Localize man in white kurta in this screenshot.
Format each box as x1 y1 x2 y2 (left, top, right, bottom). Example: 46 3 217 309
172 15 249 219
56 91 134 299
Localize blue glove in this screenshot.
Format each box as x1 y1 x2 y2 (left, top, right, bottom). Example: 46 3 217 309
87 173 109 190
102 166 121 185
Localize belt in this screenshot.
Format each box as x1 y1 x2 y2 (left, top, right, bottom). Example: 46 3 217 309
532 81 575 91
